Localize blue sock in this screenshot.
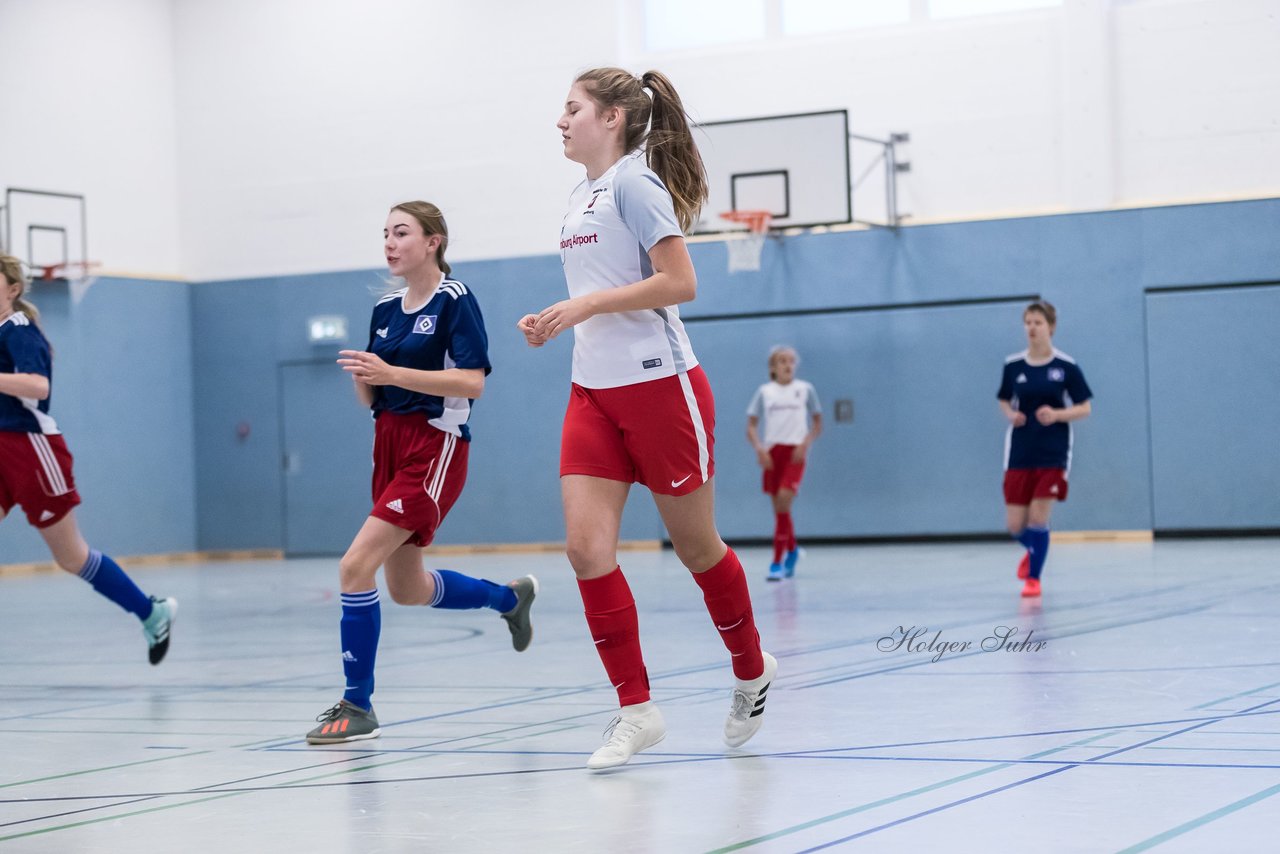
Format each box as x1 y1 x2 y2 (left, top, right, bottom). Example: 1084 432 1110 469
78 550 152 620
1015 528 1035 551
428 570 516 612
1025 527 1050 579
340 590 381 711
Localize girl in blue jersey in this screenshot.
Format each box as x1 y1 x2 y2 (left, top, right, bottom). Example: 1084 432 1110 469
0 254 176 663
305 203 537 744
518 69 774 770
997 300 1093 597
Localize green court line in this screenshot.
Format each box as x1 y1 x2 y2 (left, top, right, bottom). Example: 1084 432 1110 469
0 792 242 843
0 751 212 790
704 731 1120 853
1191 681 1280 711
1116 780 1280 853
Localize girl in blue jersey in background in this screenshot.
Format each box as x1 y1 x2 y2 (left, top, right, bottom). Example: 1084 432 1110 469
997 300 1093 597
305 203 537 744
0 254 176 663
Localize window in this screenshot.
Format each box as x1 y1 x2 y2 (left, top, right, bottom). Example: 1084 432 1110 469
929 0 1062 20
783 0 911 35
643 0 767 52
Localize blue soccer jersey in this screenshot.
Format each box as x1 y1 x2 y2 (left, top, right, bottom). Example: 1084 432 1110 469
997 349 1092 470
366 277 491 441
0 312 58 434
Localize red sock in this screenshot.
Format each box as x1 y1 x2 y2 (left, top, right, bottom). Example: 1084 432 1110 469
777 512 795 553
692 548 765 679
772 512 788 563
578 567 650 706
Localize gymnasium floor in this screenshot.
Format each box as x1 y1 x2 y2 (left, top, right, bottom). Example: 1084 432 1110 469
2 538 1278 852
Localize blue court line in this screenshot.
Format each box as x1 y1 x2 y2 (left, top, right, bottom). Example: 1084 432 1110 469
246 745 1280 772
705 732 1119 853
731 708 1280 757
777 695 1280 851
1116 780 1280 852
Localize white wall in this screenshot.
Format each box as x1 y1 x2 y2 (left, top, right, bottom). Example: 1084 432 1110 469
172 0 620 280
3 0 1277 279
0 0 180 276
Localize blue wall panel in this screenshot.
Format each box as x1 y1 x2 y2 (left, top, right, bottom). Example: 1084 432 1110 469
1146 284 1280 530
0 277 196 564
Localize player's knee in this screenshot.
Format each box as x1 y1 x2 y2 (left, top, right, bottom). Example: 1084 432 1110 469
338 553 376 591
673 539 726 573
565 537 612 578
1007 522 1024 537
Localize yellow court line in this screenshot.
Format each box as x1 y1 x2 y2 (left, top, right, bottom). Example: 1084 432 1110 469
1052 530 1154 544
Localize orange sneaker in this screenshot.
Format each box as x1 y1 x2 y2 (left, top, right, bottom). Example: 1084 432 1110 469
1016 552 1031 580
1020 578 1041 598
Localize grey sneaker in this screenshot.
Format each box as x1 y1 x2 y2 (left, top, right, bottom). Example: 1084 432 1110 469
142 596 177 665
724 651 778 748
306 700 381 744
500 575 539 652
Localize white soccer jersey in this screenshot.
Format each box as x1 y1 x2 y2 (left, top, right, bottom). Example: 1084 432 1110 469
559 150 698 388
747 380 821 446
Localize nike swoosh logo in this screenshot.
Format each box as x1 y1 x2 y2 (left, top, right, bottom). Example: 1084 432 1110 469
716 617 744 631
671 474 693 488
594 638 607 645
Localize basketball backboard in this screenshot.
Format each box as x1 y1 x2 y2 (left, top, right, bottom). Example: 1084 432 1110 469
1 187 88 276
692 109 851 234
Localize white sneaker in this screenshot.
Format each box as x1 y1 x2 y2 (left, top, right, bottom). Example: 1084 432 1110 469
586 701 667 770
724 651 777 748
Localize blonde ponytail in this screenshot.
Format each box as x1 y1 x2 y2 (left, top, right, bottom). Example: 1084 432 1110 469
0 254 40 323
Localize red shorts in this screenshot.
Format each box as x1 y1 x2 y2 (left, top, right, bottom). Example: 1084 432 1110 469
762 444 806 495
368 412 468 548
1003 468 1069 505
0 431 82 528
561 365 716 496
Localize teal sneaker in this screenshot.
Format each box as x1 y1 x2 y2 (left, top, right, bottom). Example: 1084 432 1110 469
767 563 786 582
142 596 177 665
500 575 539 652
306 700 381 744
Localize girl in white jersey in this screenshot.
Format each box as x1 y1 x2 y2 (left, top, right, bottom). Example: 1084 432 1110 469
518 68 775 770
747 346 822 581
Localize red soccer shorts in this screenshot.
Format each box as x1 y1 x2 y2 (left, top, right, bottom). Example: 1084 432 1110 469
0 431 82 528
762 443 806 495
561 365 716 496
1003 467 1069 505
368 412 469 548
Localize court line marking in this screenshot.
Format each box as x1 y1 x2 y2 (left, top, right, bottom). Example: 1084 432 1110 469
703 731 1120 853
1116 780 1280 852
788 695 1280 852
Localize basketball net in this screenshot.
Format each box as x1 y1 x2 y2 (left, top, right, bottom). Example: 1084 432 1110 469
37 261 101 305
721 211 772 273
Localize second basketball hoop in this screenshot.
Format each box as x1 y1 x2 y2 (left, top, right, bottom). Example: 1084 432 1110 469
720 210 772 273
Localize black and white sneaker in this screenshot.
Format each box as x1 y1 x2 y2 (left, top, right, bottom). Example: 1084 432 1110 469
724 651 777 748
142 596 177 665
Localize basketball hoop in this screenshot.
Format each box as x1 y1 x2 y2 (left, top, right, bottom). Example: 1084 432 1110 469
720 210 772 273
35 261 101 305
